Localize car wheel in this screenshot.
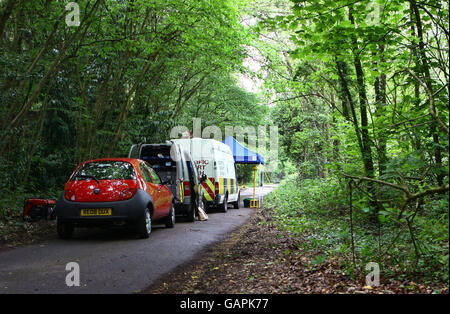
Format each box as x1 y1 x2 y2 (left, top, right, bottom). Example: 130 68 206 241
232 191 241 209
137 208 152 239
165 203 176 228
57 219 74 239
221 194 228 213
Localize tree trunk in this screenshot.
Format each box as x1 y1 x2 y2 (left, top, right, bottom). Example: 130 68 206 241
0 0 16 40
349 7 378 220
409 0 444 186
374 45 388 176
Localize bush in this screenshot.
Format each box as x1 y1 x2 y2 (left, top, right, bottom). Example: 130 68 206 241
265 174 449 285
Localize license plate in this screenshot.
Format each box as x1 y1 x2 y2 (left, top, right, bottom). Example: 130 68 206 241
80 208 112 216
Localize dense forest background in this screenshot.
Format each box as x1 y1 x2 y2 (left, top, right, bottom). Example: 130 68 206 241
257 0 449 285
0 0 267 201
1 0 448 287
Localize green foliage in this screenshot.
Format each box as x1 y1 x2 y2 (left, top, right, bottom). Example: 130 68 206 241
266 175 449 283
249 0 448 285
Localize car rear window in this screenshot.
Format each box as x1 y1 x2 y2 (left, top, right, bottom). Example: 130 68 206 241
73 161 136 181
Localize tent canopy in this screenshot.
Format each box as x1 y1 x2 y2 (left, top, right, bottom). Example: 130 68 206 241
223 136 264 164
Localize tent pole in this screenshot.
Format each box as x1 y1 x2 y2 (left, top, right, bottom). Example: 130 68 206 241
250 165 259 208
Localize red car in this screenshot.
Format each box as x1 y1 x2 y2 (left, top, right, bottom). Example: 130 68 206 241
55 158 174 239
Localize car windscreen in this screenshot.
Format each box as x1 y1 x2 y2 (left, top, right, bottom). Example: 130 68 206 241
73 161 136 181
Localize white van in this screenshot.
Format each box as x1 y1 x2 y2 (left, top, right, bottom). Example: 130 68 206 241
172 138 240 212
128 141 205 221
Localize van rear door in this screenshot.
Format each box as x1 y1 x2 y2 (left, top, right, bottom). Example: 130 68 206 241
128 144 141 158
138 144 182 201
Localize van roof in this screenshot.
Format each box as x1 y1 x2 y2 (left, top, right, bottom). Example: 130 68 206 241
173 138 232 154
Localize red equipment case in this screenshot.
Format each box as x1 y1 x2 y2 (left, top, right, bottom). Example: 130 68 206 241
23 198 56 221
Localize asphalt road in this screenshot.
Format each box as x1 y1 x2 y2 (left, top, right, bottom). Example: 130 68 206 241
0 185 275 294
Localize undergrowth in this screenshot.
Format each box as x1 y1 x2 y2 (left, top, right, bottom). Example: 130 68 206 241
264 174 449 289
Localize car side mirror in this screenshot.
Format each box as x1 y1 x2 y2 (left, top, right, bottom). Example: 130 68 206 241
200 174 207 183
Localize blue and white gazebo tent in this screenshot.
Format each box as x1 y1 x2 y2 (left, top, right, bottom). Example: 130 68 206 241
223 136 264 165
223 136 264 208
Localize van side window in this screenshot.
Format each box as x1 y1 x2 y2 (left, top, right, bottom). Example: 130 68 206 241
139 163 152 182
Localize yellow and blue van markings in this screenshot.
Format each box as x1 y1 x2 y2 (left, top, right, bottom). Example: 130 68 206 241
230 178 236 194
219 177 224 194
218 177 237 195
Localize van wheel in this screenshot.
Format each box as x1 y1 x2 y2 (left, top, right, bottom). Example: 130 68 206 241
220 195 228 213
137 208 152 238
232 192 241 209
165 203 176 228
57 220 74 239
